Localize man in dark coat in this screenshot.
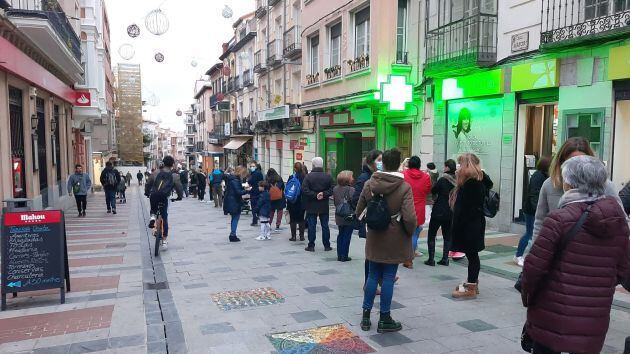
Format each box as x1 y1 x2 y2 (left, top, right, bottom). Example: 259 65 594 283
179 168 189 197
247 162 264 226
302 157 334 252
99 161 121 214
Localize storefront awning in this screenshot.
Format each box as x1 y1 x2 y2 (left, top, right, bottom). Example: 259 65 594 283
223 137 251 150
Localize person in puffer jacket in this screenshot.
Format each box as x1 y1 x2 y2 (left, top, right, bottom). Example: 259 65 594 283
522 155 629 354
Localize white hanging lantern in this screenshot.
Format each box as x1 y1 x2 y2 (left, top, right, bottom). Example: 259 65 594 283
145 9 170 36
191 59 198 67
222 5 233 19
118 43 135 60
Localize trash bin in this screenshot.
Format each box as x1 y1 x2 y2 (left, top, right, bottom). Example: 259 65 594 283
2 198 34 213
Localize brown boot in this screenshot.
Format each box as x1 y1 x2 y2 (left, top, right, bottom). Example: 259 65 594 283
451 282 478 299
402 261 413 269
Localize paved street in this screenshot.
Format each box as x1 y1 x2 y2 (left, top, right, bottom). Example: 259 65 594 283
0 187 629 354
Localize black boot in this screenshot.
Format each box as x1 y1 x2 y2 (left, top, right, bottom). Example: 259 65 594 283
437 257 450 266
377 312 402 333
360 309 371 331
424 259 435 266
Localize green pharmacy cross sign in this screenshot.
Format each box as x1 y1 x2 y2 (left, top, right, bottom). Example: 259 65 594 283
380 75 412 111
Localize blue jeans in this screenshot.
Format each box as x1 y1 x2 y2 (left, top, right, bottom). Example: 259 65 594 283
336 225 353 259
307 213 330 248
363 262 399 313
105 189 116 211
230 213 240 236
412 226 423 253
516 213 534 257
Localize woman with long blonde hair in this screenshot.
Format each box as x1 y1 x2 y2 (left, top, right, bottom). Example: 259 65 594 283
450 153 494 299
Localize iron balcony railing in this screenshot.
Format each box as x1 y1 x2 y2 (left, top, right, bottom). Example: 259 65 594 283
234 75 242 91
232 118 254 136
243 70 253 86
255 0 267 18
540 0 630 46
254 50 267 73
227 77 235 92
425 14 498 72
346 54 370 73
7 0 82 62
284 25 302 58
396 51 408 64
267 39 282 66
268 0 280 7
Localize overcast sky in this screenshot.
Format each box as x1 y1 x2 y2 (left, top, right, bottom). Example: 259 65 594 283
105 0 254 131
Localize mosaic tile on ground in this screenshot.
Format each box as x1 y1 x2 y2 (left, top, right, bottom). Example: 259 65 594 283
267 324 375 354
210 287 285 311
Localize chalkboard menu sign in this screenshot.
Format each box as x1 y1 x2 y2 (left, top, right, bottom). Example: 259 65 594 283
1 210 70 310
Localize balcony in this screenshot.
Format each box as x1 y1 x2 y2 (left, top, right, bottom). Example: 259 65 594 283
268 0 280 7
210 94 218 108
6 0 83 82
346 54 370 74
209 126 228 141
396 51 408 64
425 13 498 74
305 72 320 86
324 65 342 80
540 0 630 47
232 118 254 136
243 70 253 87
267 39 282 67
254 50 267 73
283 25 302 59
227 77 235 92
255 0 267 18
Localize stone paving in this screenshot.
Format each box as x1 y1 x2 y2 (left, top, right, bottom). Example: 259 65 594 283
0 186 628 353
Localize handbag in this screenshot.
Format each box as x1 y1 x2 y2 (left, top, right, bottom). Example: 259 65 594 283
519 202 594 352
335 188 355 222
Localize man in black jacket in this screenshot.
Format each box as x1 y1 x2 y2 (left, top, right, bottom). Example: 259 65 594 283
248 162 264 226
99 161 121 214
302 157 334 252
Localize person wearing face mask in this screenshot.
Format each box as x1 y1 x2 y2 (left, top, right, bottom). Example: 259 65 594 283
247 162 264 226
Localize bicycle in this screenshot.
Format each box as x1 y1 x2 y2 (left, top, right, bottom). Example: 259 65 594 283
153 198 177 257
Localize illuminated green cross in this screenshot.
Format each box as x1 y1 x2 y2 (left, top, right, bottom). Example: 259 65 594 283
380 75 412 111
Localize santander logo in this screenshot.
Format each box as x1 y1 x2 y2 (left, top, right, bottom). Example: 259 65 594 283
77 94 89 104
74 91 91 106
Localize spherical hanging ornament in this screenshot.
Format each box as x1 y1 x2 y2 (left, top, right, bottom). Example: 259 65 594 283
127 24 140 38
145 9 169 36
118 43 135 60
176 109 182 117
190 59 198 67
222 5 233 19
154 52 165 63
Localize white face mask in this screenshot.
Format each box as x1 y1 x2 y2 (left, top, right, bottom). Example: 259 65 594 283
250 167 256 172
376 161 383 171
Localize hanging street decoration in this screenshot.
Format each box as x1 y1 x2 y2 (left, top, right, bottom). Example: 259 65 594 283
176 109 182 117
118 43 135 60
191 60 198 67
154 52 165 62
222 5 233 19
145 9 169 36
380 75 413 111
127 24 140 38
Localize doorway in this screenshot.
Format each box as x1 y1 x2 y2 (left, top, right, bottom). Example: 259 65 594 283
613 99 630 190
514 104 558 219
396 124 412 160
341 132 363 179
36 98 49 208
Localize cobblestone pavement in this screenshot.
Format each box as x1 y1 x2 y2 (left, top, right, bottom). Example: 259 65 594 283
0 187 628 353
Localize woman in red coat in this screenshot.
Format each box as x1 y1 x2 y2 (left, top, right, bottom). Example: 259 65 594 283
522 155 629 354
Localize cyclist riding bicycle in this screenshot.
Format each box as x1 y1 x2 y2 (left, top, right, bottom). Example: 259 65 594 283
145 156 184 250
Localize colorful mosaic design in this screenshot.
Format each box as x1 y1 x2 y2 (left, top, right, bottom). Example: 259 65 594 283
210 287 284 311
267 324 375 354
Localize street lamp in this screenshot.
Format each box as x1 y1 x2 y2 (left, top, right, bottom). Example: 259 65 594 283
30 114 39 135
50 116 57 134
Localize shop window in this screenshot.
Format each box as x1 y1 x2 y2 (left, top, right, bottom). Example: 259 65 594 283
566 112 603 157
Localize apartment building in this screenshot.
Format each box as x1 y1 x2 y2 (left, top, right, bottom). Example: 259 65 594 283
206 63 227 169
193 80 215 172
183 108 196 169
0 0 84 210
114 64 143 165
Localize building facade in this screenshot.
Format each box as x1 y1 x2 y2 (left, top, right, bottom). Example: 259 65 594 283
0 0 84 211
114 63 143 165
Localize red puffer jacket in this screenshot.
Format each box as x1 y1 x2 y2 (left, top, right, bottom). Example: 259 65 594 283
522 197 630 354
403 169 432 225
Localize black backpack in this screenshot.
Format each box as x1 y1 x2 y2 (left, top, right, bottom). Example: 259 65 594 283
363 193 392 231
151 171 174 198
483 188 500 218
103 170 117 188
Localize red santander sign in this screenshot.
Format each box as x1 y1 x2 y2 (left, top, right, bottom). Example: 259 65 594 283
74 91 91 107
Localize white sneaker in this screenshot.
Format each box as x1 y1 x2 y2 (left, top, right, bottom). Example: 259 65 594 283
161 240 168 250
256 236 266 241
265 235 271 240
514 256 524 267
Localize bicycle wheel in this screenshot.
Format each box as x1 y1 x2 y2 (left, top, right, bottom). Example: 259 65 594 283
154 218 162 257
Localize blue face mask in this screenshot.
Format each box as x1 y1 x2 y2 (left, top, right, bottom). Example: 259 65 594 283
376 161 383 171
250 167 256 172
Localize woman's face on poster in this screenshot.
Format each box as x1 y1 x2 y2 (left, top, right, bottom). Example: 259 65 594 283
462 118 470 131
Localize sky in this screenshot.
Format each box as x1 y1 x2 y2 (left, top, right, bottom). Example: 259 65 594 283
104 0 254 132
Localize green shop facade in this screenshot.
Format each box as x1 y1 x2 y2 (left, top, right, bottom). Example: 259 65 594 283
430 39 630 232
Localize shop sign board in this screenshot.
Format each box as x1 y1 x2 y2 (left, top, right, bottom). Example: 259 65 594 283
441 69 504 100
511 32 529 53
259 105 289 121
511 59 559 92
609 45 630 80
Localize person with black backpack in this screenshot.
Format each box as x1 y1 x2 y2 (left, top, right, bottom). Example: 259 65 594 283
179 168 189 198
356 148 417 334
100 161 121 214
145 156 183 250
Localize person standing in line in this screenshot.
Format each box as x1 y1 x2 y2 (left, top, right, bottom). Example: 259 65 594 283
117 173 127 204
125 171 132 186
514 156 550 267
620 181 630 216
357 148 417 334
450 153 493 299
286 162 307 241
100 161 121 214
210 166 224 208
425 162 439 227
179 168 189 198
352 150 383 285
532 137 622 246
425 159 457 266
137 170 144 186
266 168 286 233
402 156 432 269
521 156 629 354
197 167 207 202
333 170 355 262
302 157 334 252
67 164 92 217
255 181 272 241
223 166 250 242
248 162 264 226
189 168 198 198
